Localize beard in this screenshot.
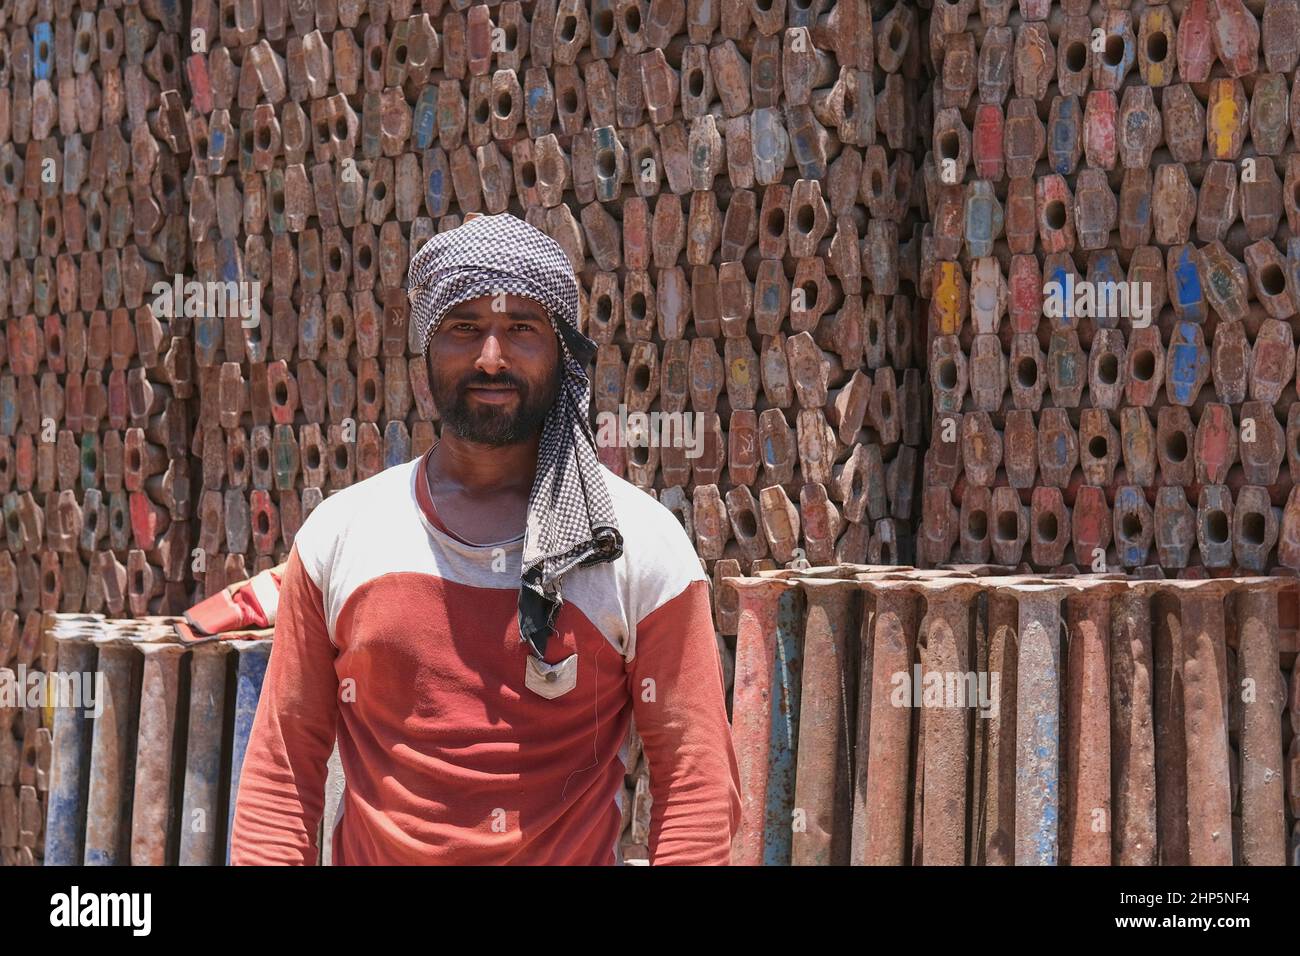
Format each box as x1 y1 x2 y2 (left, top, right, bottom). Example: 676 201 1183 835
432 363 561 446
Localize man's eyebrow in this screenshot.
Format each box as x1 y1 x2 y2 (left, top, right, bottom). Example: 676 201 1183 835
447 303 549 321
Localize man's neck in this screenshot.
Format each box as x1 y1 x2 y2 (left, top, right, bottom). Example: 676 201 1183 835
426 431 540 498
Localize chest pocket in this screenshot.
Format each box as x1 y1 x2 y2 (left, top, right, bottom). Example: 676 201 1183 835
524 653 579 699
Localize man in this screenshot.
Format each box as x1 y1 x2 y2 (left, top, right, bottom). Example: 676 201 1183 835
230 214 741 865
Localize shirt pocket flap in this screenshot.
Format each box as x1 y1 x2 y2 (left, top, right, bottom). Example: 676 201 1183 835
525 653 579 699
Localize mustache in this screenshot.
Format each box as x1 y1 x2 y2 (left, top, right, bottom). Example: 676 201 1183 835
461 373 524 389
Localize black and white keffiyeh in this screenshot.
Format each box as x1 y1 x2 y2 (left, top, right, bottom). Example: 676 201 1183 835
406 213 623 658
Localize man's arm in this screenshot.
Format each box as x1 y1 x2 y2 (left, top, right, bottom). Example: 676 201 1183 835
230 545 340 865
627 578 742 865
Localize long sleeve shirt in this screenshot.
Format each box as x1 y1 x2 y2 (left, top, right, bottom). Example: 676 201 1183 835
229 450 742 865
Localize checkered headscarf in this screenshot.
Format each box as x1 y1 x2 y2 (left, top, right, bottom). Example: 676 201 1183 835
406 214 623 658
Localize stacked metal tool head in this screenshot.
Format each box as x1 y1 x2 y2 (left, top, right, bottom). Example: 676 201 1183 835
919 0 1300 576
0 2 194 624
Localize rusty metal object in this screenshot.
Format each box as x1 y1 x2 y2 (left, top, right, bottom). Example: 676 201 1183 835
790 578 858 866
1233 578 1288 865
225 640 272 865
915 580 982 866
851 577 920 866
179 641 234 866
1062 579 1124 866
82 637 141 866
1152 587 1190 865
1111 582 1158 866
1005 581 1071 866
130 642 189 865
1170 579 1236 865
977 585 1018 865
729 577 804 866
42 621 99 865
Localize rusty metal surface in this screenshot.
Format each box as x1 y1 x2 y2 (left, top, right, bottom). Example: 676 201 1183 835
729 577 795 867
82 639 141 866
1006 583 1071 866
1169 579 1238 866
179 641 233 866
916 580 981 865
721 570 1299 866
130 643 188 865
224 639 272 866
1111 583 1158 866
791 578 857 865
852 580 919 865
1063 580 1124 866
1235 581 1289 865
42 628 98 865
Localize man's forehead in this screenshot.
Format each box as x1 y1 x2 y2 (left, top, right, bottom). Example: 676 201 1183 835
445 295 550 319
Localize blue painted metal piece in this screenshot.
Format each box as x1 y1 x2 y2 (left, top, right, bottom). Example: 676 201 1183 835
964 181 1002 260
32 23 52 81
787 112 826 181
384 419 410 468
413 87 438 150
424 148 449 217
1049 330 1082 394
1114 487 1148 566
527 84 548 115
1086 249 1124 326
194 313 221 357
1287 238 1300 301
0 376 17 435
1048 97 1080 175
1087 249 1122 289
1170 245 1205 323
1046 262 1075 328
1167 321 1206 406
786 0 816 28
1132 190 1150 234
207 126 226 175
179 643 232 866
225 640 272 865
761 585 804 866
154 0 182 33
43 635 99 865
217 237 242 285
1014 588 1066 866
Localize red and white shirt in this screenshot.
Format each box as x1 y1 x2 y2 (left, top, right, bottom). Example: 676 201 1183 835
230 449 742 865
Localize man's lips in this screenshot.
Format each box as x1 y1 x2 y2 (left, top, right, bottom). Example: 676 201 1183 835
465 383 519 401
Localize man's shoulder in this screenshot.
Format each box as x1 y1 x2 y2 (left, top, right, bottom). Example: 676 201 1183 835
597 465 705 582
294 458 420 559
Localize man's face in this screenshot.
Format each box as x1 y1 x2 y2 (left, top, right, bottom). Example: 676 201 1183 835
427 294 562 446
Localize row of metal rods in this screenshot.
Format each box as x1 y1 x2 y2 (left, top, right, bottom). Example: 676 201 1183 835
42 621 270 866
728 564 1298 865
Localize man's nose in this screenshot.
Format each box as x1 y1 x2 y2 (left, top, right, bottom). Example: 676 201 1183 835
475 334 508 374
